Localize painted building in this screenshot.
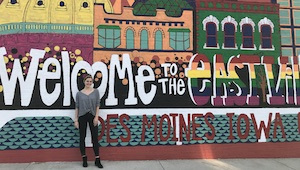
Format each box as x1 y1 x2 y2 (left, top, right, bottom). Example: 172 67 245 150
0 0 116 64
0 0 300 163
278 0 300 57
0 0 114 24
190 0 284 107
195 0 280 58
93 4 193 64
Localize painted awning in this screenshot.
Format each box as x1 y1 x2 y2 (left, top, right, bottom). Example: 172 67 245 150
168 28 191 32
97 25 121 29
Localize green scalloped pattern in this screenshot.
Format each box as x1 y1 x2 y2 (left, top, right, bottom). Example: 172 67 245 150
0 114 299 150
266 114 300 142
0 117 79 150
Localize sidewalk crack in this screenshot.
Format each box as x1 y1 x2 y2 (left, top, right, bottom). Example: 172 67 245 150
24 162 34 170
158 161 166 170
274 160 297 170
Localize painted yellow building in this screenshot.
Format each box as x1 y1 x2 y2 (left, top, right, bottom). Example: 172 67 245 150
0 0 114 25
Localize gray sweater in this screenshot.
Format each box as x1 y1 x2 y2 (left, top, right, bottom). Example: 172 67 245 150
75 89 100 118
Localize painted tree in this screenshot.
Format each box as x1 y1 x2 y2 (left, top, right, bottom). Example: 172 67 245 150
256 65 267 104
133 0 193 17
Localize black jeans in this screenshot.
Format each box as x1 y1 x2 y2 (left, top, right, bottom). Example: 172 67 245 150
78 112 99 157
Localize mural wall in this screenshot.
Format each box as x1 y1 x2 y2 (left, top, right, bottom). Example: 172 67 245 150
0 0 300 162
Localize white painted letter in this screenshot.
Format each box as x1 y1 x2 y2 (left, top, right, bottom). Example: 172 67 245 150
0 47 44 106
106 54 137 106
136 65 157 105
37 58 61 106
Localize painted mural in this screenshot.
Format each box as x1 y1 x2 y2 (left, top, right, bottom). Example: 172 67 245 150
0 0 300 161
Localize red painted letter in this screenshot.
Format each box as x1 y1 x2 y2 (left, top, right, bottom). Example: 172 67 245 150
227 113 235 140
159 114 171 141
170 113 179 141
120 114 131 142
251 113 272 139
179 114 191 141
107 114 118 143
205 112 215 140
237 114 250 140
273 113 286 138
141 114 157 142
192 114 203 140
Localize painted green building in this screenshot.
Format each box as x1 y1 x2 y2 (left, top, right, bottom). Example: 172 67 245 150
195 0 281 62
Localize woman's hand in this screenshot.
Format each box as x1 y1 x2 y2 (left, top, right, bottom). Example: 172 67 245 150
74 121 79 129
93 117 98 126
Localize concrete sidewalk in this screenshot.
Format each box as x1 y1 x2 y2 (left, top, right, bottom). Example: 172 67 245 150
0 159 299 170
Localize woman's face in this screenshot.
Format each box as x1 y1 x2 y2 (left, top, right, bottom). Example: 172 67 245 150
84 77 93 88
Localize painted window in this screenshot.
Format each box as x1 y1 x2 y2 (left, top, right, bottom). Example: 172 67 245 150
224 23 235 48
261 25 272 49
10 0 17 4
294 10 300 26
140 30 148 49
279 9 290 25
206 22 217 47
242 24 254 48
98 25 121 48
37 0 43 6
8 0 19 5
82 2 89 8
297 48 300 56
34 0 45 8
293 0 300 7
80 0 90 10
282 47 293 56
277 0 290 7
295 29 300 45
281 28 292 45
55 0 66 10
155 30 163 50
169 28 190 50
126 29 134 49
59 1 65 7
221 16 237 49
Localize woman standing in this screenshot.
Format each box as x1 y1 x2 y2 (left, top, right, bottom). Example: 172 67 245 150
74 74 103 168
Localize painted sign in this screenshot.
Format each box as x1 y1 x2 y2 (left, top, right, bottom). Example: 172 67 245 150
0 0 299 162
